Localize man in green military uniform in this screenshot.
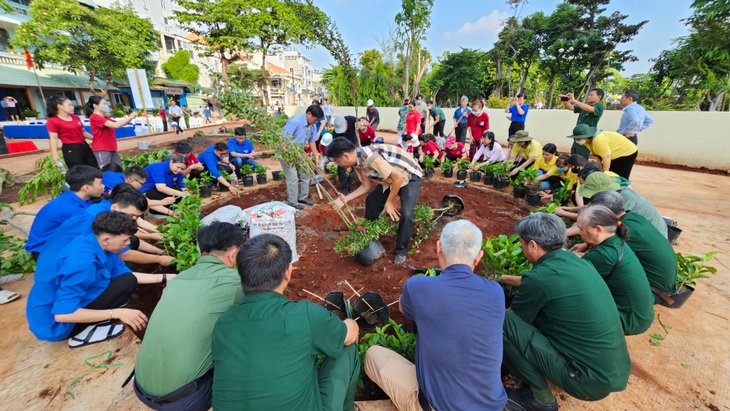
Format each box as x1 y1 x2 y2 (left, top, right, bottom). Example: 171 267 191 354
580 190 678 304
561 88 605 160
211 233 360 411
500 213 630 411
134 222 245 411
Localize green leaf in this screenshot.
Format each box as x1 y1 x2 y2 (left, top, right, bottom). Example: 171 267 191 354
650 333 665 340
650 339 661 346
681 363 694 370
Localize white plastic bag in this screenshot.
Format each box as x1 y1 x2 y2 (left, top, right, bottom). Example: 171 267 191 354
202 205 243 226
239 201 298 226
249 205 298 263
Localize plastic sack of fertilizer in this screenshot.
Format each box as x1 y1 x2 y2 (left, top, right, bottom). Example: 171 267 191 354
201 205 243 226
248 204 298 263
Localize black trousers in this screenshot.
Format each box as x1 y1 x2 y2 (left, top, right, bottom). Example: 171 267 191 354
171 116 184 133
454 124 468 144
134 368 214 411
433 120 446 137
162 120 168 132
63 142 99 169
508 121 525 137
143 188 183 210
338 166 358 194
68 273 138 336
609 151 638 180
364 177 422 256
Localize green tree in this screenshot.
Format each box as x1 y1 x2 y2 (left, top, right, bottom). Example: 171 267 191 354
394 0 434 98
429 48 489 105
162 50 201 85
12 0 158 94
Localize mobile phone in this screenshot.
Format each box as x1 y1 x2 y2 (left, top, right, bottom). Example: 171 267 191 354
560 95 570 101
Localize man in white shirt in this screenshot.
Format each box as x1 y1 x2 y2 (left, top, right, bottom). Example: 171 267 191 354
168 101 185 136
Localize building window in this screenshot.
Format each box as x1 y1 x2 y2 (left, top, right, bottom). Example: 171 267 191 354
163 17 169 25
0 29 11 53
161 0 166 10
142 0 148 9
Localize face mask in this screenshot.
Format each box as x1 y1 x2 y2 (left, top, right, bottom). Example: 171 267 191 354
571 166 581 174
556 167 567 173
100 105 112 114
415 99 422 105
427 106 432 111
359 126 366 131
575 138 587 145
472 109 481 115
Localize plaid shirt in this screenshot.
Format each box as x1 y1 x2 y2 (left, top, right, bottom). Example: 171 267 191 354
356 144 422 189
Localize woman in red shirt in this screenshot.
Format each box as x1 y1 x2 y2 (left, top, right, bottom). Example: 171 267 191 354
46 95 98 169
405 101 421 137
417 133 441 164
86 96 138 169
466 99 489 159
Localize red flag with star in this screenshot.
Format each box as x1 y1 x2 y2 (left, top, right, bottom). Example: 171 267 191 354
23 50 33 70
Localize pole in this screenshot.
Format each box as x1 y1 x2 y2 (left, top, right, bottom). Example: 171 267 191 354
133 68 152 131
31 65 46 113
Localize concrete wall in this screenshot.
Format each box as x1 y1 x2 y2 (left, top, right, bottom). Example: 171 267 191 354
285 105 730 171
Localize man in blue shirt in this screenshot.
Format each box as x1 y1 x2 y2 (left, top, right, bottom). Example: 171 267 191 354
364 220 507 410
26 212 172 347
198 142 239 196
102 166 147 197
281 104 323 210
228 127 259 178
25 165 104 260
452 95 472 144
203 106 211 124
617 89 653 145
505 92 529 137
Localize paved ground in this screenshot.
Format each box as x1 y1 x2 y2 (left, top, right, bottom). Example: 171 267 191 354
0 134 728 410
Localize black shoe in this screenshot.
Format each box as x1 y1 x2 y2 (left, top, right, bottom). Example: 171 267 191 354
505 388 558 411
286 201 305 210
298 198 314 206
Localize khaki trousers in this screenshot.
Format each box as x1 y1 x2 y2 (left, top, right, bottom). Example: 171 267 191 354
364 346 423 411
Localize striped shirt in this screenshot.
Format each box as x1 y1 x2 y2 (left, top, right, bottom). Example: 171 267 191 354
356 144 422 189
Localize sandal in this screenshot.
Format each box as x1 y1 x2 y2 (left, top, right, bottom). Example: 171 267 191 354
68 322 125 348
0 288 20 304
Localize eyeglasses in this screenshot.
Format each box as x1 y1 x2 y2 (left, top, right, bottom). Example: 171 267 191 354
132 178 145 186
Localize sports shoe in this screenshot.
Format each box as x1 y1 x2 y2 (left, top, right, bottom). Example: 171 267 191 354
505 388 558 411
394 254 407 265
286 202 305 210
298 198 314 206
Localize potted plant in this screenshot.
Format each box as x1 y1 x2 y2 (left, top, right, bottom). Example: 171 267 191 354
480 233 533 309
455 158 470 180
20 107 39 121
441 158 453 178
666 251 717 308
491 162 510 189
422 155 435 178
525 180 542 205
254 164 269 184
327 164 339 178
199 171 214 198
240 164 255 187
481 163 496 185
512 168 537 199
272 170 284 181
219 169 233 191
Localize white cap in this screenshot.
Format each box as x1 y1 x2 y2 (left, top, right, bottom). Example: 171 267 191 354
367 99 374 107
320 133 333 147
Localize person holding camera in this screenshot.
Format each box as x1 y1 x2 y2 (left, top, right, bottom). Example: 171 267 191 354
504 93 529 137
560 89 606 160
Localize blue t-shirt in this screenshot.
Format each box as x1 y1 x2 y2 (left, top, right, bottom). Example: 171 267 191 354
400 264 507 410
141 161 185 192
227 137 255 161
102 171 125 195
198 145 224 179
283 113 316 145
203 108 210 117
25 191 92 253
509 104 529 122
453 107 471 124
26 233 131 341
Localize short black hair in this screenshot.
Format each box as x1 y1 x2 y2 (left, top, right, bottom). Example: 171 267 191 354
567 154 588 167
236 233 292 293
592 88 605 99
174 140 193 154
101 162 124 173
111 184 148 212
92 211 138 236
214 142 228 151
624 89 640 103
66 165 103 192
425 99 434 105
578 161 603 181
416 94 423 99
326 138 357 159
169 154 187 165
516 92 526 99
542 143 557 155
124 166 148 180
234 127 246 137
197 222 245 254
306 104 324 119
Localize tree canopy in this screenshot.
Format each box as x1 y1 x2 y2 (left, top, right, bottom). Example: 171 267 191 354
162 50 201 85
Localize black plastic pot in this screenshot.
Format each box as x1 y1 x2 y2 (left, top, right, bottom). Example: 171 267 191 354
503 285 516 309
256 175 267 185
218 184 230 192
424 169 435 178
442 170 453 178
456 170 467 180
469 171 482 182
324 291 351 320
483 173 494 185
272 171 284 181
493 176 510 189
355 240 386 266
353 292 390 330
513 185 526 198
667 226 682 245
526 193 541 205
659 285 694 309
200 185 213 198
440 194 465 216
242 176 254 187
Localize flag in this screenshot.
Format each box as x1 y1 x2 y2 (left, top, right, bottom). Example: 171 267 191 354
23 50 33 70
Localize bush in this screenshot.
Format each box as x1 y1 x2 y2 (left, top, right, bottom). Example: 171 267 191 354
485 96 511 109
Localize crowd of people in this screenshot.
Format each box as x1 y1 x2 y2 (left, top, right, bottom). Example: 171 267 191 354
17 89 675 411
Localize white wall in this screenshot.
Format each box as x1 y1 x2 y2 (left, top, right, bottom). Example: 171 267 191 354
285 105 730 171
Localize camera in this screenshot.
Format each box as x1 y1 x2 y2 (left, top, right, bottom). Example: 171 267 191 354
560 95 570 101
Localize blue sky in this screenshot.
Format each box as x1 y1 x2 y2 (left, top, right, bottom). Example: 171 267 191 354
304 0 693 75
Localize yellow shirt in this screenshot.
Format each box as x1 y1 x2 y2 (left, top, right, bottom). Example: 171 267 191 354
587 131 638 160
546 166 579 188
533 154 557 171
514 140 542 161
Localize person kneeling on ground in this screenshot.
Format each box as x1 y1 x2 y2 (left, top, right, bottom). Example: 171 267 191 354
140 155 190 217
468 131 507 170
134 222 245 411
26 212 174 347
197 142 240 196
211 234 360 410
440 135 467 162
500 213 630 410
574 206 654 335
172 140 205 177
575 191 678 305
228 127 259 177
327 138 423 265
365 220 507 410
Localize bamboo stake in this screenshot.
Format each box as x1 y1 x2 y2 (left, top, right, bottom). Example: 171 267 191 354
344 280 376 312
353 300 399 322
301 288 342 310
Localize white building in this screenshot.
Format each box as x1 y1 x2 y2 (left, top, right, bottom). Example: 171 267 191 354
250 48 316 106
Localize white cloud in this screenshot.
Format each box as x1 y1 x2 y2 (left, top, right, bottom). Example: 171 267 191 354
444 9 508 40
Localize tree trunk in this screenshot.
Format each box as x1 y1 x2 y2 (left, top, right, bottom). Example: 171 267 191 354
547 75 557 109
413 53 429 98
260 47 270 107
517 62 532 94
708 92 725 111
220 53 229 78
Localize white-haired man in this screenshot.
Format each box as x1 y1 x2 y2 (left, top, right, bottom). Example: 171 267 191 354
364 220 507 410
